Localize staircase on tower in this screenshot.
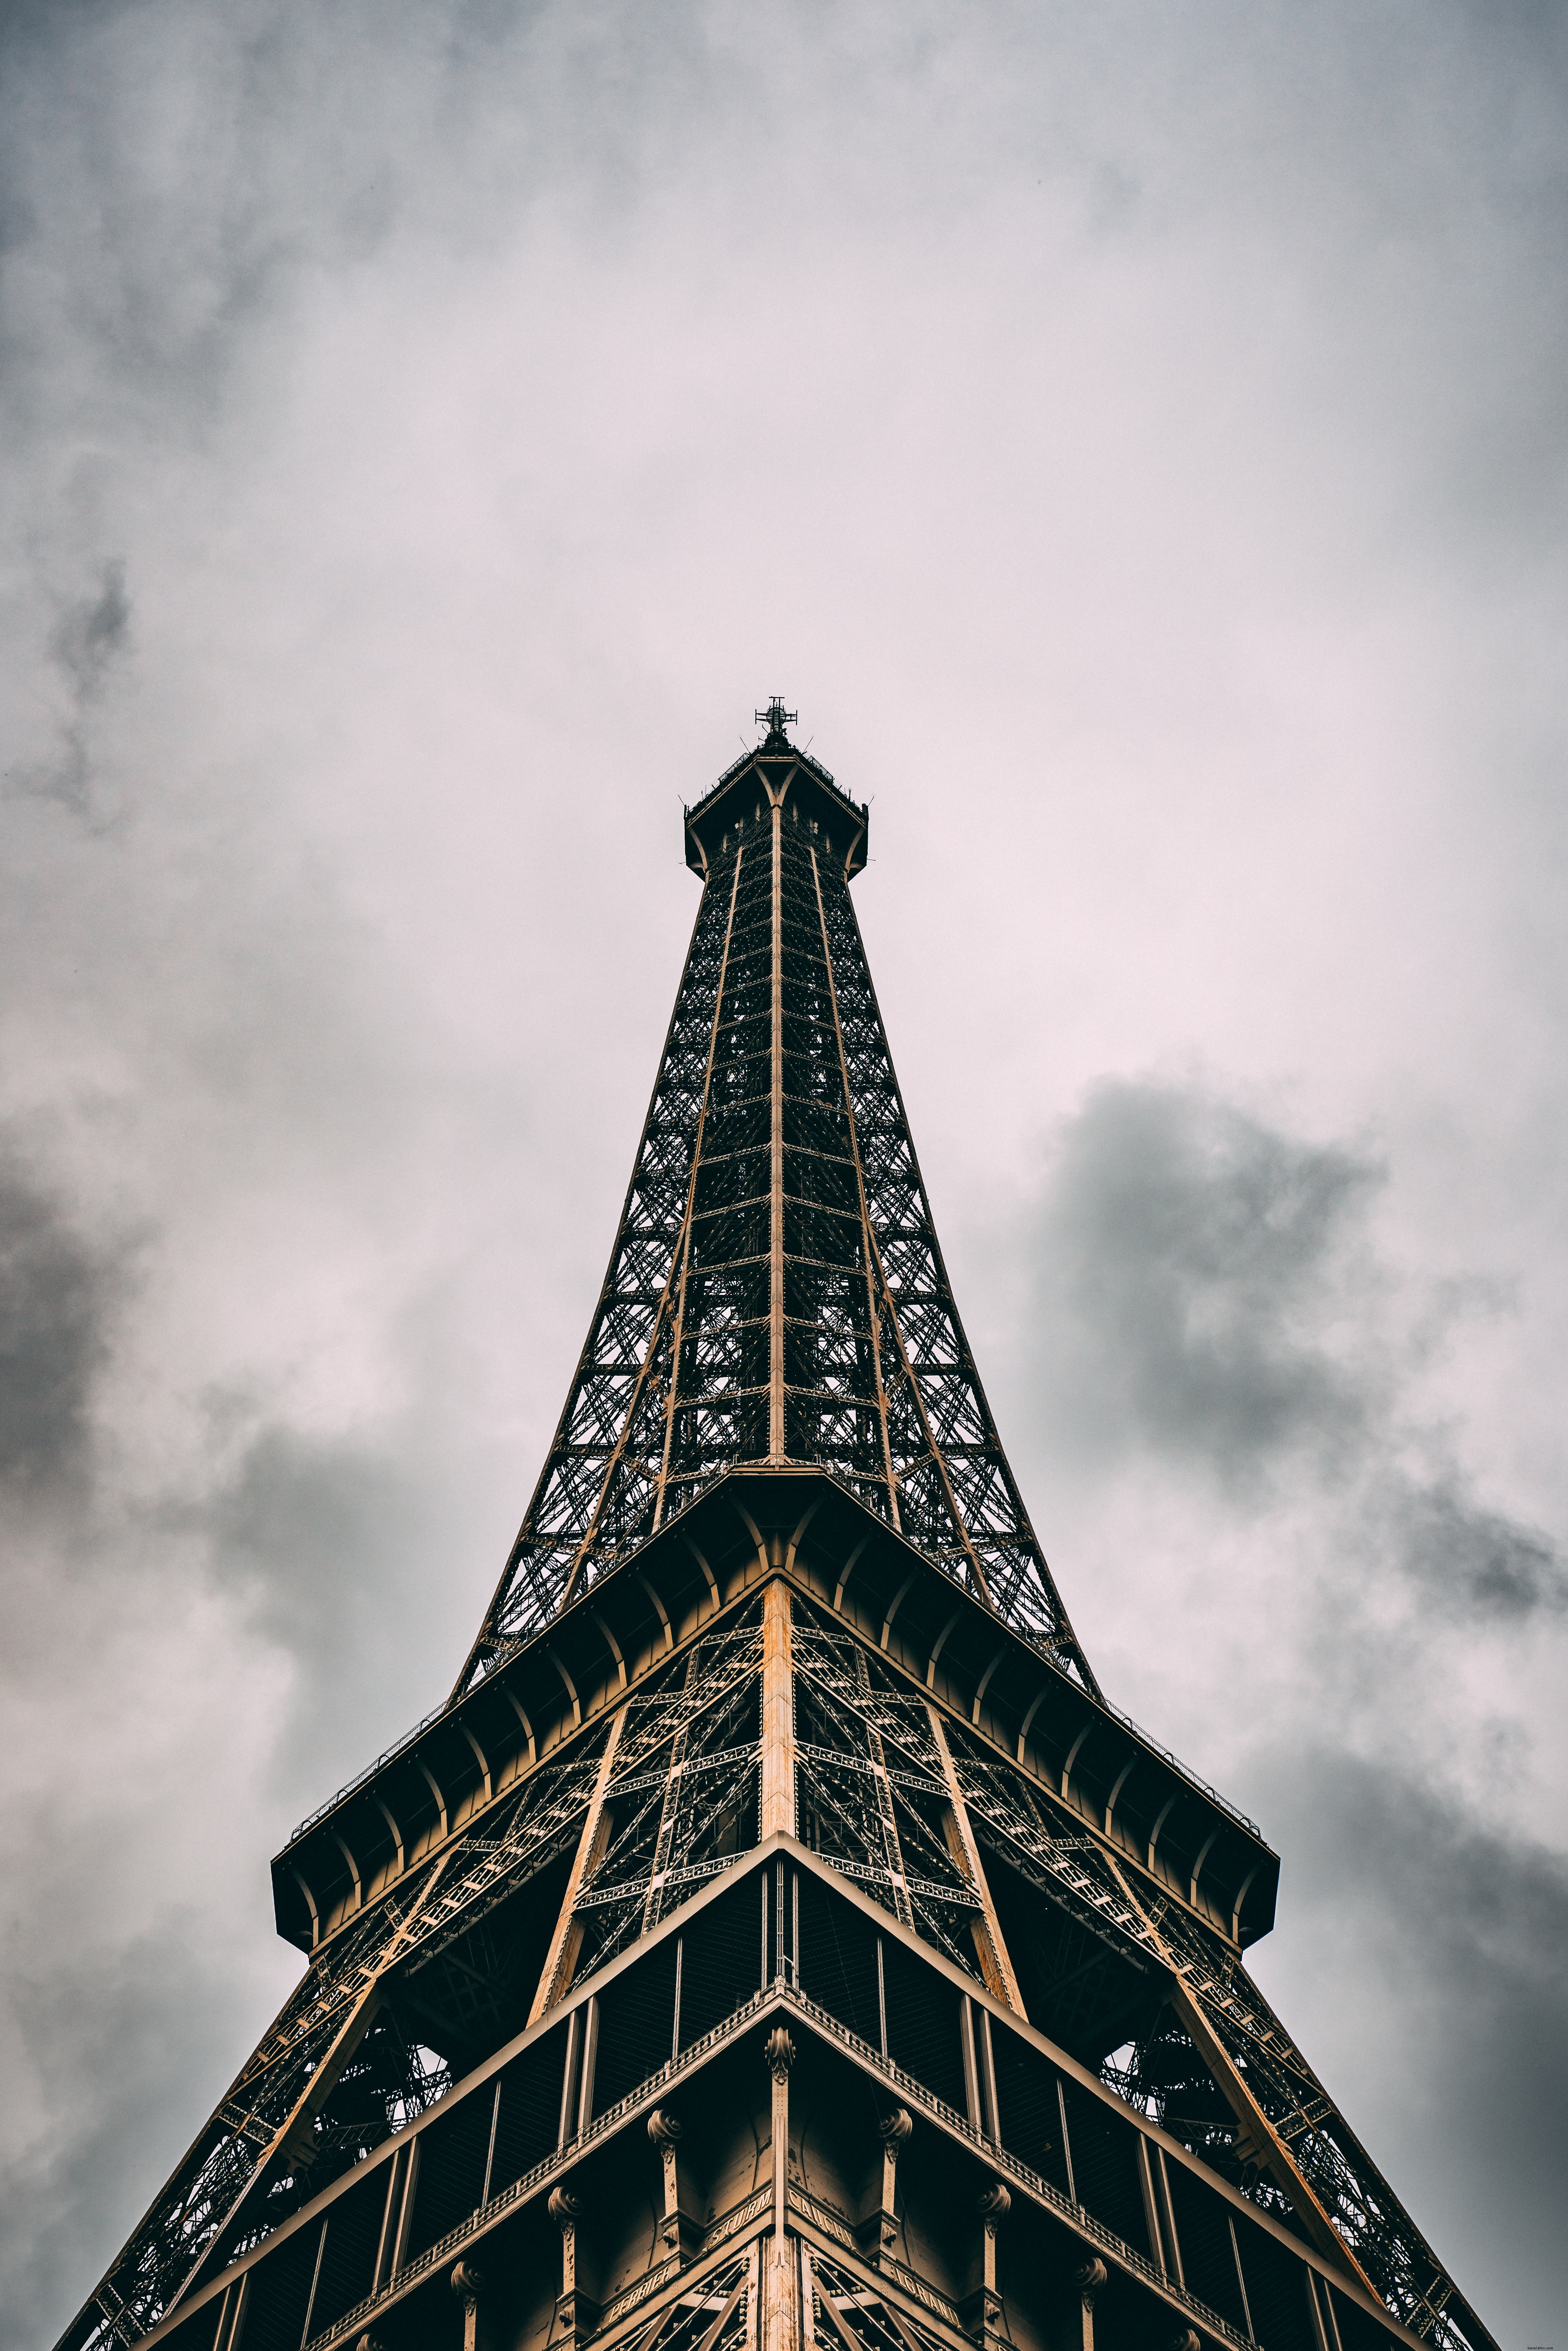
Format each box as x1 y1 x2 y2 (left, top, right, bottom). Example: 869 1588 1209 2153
56 703 1499 2351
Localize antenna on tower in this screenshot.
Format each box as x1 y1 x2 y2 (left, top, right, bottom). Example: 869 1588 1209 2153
755 696 797 746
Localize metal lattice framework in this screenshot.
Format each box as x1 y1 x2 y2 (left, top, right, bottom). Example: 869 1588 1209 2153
788 1605 1480 2350
57 708 1496 2351
562 1608 766 1977
72 1727 622 2339
71 1575 1491 2351
452 720 1095 1696
806 2247 955 2351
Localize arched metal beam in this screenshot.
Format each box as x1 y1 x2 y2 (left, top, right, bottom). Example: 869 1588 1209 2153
418 1762 449 1839
879 1569 918 1650
784 1499 822 1573
331 1833 362 1910
503 1687 536 1767
1230 1863 1260 1946
1015 1684 1051 1763
459 1722 493 1803
1104 1754 1138 1842
637 1571 673 1652
969 1643 1008 1724
591 1611 628 1692
1060 1723 1092 1801
732 1500 770 1579
1188 1829 1219 1911
290 1867 320 1948
684 1536 720 1607
924 1607 964 1690
374 1799 405 1874
547 1649 582 1728
832 1536 870 1614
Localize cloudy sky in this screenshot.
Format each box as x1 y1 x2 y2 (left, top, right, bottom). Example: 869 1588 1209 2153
2 4 1565 2345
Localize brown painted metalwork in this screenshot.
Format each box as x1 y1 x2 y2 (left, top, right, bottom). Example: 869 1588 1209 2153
55 709 1496 2351
449 718 1095 1699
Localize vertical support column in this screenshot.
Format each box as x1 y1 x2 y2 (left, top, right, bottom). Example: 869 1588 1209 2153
1153 2144 1184 2286
764 2029 799 2351
857 2106 911 2266
961 2181 1011 2351
529 1711 626 2023
1305 2271 1334 2351
769 800 786 1462
370 2137 418 2287
450 2260 489 2351
760 1578 796 1840
1069 2258 1107 2351
766 2027 795 2232
655 847 745 1532
550 2186 599 2348
960 1998 1003 2139
1136 2137 1165 2275
649 2108 700 2262
926 1706 1025 2015
210 2274 249 2351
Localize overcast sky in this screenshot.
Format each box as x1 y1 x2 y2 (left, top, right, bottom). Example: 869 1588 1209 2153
2 5 1565 2346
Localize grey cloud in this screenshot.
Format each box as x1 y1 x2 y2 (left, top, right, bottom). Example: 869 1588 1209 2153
0 3 705 434
0 1917 275 2351
1034 1080 1383 1485
50 562 130 705
1251 1748 1568 2342
1265 1746 1568 2032
1375 1473 1568 1622
6 560 134 815
202 1422 463 1807
1030 1078 1568 1625
0 1141 125 1491
21 561 134 813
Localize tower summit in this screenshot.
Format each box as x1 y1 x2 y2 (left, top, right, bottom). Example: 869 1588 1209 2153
61 710 1496 2351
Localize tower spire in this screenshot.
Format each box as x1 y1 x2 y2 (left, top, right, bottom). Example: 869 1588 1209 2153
448 708 1094 1700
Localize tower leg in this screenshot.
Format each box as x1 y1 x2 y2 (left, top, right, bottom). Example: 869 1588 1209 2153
765 2028 798 2351
763 2233 799 2351
760 1578 795 1840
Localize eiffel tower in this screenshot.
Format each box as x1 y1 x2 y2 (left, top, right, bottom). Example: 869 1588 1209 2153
59 703 1497 2351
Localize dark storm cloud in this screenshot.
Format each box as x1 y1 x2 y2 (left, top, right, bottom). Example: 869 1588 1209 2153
0 1137 124 1490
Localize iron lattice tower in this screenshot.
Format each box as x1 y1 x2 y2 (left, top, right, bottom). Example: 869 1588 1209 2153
452 698 1092 1693
59 708 1497 2351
